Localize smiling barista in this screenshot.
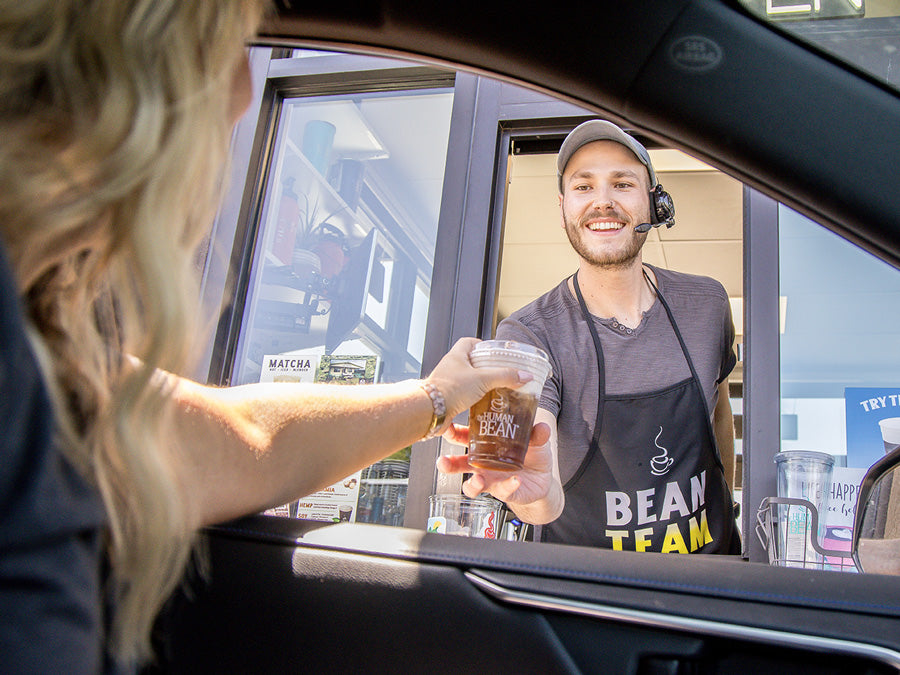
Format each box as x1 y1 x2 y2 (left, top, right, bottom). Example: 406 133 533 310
439 120 740 554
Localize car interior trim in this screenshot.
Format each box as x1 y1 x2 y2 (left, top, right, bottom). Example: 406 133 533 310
464 571 900 671
213 517 900 617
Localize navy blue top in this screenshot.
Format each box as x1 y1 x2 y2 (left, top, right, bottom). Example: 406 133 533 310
0 245 112 673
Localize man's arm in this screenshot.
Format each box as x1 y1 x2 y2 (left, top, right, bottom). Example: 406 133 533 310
713 379 736 494
504 408 565 524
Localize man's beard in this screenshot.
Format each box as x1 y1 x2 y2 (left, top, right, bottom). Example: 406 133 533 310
563 210 645 270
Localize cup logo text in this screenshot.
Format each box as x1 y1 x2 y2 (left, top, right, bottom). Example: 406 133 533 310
477 394 520 440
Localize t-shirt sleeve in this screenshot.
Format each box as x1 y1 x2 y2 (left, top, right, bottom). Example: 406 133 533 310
718 292 738 384
495 315 562 417
0 246 108 674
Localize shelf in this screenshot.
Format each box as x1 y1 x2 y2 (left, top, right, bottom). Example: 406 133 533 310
286 100 390 161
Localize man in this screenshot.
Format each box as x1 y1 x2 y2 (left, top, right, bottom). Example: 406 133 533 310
440 120 740 554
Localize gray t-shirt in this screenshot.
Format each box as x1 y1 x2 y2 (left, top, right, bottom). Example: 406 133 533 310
496 264 736 484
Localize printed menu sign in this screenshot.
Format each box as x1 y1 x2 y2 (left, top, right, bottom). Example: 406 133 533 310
315 355 379 385
845 387 900 470
825 467 867 529
261 353 379 522
259 354 318 383
294 475 362 523
823 466 867 572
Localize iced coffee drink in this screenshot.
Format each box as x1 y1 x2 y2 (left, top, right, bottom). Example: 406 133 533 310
467 340 551 472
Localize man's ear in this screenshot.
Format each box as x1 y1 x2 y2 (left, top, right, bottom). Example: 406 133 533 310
558 193 565 230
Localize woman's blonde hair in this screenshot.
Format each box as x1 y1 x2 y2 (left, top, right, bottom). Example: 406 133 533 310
0 0 268 664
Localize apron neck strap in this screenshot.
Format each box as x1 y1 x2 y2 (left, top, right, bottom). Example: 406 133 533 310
643 267 703 387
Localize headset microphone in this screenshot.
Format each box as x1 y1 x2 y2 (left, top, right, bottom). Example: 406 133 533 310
634 184 676 234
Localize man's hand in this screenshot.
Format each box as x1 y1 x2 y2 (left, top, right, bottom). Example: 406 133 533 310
436 422 553 505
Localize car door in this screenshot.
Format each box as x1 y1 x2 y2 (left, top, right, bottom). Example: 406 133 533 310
148 2 900 673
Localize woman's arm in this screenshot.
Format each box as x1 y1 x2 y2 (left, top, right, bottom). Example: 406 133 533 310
163 338 533 527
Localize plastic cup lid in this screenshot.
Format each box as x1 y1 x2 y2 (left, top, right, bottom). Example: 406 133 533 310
429 493 502 507
773 450 834 466
470 339 551 380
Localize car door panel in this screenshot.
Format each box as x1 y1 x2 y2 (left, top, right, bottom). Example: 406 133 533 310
154 520 581 674
152 518 900 673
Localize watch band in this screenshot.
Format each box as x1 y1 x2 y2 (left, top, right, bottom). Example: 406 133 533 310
420 382 447 439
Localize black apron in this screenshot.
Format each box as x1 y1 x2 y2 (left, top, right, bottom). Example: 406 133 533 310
541 269 740 554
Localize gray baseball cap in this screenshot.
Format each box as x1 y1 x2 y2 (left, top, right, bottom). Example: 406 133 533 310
557 120 657 192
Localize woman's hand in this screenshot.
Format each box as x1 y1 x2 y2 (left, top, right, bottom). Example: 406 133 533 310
424 338 533 435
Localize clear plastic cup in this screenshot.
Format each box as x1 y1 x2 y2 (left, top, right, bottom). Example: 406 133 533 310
426 494 503 538
879 418 900 455
774 450 834 568
467 340 552 471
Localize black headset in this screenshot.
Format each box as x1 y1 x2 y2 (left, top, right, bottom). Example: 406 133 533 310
635 184 676 233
